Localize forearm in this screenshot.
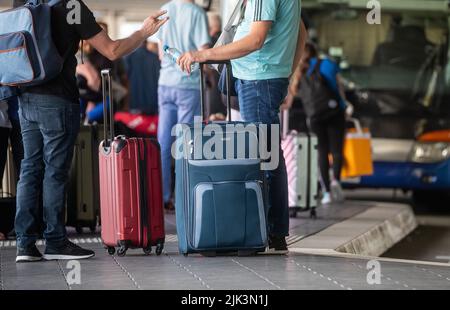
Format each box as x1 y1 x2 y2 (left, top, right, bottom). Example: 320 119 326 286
178 21 271 73
291 20 308 74
109 31 146 60
204 35 263 61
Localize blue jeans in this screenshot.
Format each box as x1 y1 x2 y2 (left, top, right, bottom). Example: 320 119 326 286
158 86 201 203
236 78 290 237
15 93 80 249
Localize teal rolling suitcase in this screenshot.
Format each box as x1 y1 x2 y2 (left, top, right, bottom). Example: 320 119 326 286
175 61 268 256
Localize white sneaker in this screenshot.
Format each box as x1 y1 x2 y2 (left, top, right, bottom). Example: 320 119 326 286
331 180 345 202
321 192 332 205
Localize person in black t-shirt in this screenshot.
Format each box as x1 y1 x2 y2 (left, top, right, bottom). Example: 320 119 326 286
13 0 169 263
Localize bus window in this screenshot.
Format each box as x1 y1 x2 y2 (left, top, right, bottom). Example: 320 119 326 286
301 7 450 139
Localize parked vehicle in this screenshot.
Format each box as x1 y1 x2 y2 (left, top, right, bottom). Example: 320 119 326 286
291 1 450 204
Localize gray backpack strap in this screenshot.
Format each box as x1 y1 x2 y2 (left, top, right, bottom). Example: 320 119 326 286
26 0 63 6
224 0 246 31
48 0 63 7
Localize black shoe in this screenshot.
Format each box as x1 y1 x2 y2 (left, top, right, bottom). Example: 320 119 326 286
265 236 288 255
16 245 43 263
44 241 95 260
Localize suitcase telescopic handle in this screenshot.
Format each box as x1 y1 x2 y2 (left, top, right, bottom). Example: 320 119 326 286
101 69 115 148
281 109 290 139
199 61 232 122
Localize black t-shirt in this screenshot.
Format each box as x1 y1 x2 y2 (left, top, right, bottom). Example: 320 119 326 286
23 0 102 103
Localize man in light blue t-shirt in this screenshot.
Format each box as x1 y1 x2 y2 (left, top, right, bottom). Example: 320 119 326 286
155 0 210 211
177 0 307 253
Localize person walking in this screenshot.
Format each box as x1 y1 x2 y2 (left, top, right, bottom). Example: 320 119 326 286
288 42 352 205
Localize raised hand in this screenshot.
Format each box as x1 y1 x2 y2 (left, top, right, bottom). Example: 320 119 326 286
140 10 169 38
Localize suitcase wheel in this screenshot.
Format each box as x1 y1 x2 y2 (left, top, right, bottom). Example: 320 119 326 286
156 241 164 256
117 246 127 257
89 224 97 233
289 209 298 218
310 208 317 220
75 225 83 234
183 253 188 257
107 247 116 256
117 241 129 257
143 246 152 256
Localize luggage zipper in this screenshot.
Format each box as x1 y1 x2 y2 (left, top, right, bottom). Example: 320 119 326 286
138 139 151 247
306 135 311 208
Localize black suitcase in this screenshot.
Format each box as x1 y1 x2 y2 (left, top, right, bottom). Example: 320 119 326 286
66 125 103 234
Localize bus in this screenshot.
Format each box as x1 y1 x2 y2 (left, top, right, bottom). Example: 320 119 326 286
295 0 450 203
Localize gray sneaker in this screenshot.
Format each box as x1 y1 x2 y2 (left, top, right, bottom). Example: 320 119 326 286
331 180 345 202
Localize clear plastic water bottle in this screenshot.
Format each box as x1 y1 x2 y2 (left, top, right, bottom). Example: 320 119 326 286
163 45 200 72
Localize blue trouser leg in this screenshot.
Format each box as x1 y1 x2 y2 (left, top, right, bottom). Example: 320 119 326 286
158 86 177 204
175 88 201 126
236 78 290 237
158 86 201 203
15 94 80 249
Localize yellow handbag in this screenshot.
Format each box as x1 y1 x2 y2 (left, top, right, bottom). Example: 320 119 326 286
341 118 374 180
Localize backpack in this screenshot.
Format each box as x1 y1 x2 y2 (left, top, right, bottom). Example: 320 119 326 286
0 0 63 99
298 59 341 122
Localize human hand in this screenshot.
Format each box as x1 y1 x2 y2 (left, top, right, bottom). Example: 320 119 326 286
345 101 354 118
177 50 208 74
141 10 169 38
209 113 226 121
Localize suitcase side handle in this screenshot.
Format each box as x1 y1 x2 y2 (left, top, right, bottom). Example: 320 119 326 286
101 69 115 148
199 61 232 122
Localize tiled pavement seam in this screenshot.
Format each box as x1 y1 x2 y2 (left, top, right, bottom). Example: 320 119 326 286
416 266 450 283
289 257 352 290
231 259 283 290
56 260 72 290
163 251 212 290
111 256 142 290
351 262 416 290
0 247 4 290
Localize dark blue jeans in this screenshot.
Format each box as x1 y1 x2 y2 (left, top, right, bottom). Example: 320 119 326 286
235 78 290 237
15 93 80 249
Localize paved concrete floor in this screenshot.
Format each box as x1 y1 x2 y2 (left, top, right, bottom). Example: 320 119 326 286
1 201 449 290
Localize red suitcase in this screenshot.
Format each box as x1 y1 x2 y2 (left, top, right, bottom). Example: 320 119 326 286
99 69 165 257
